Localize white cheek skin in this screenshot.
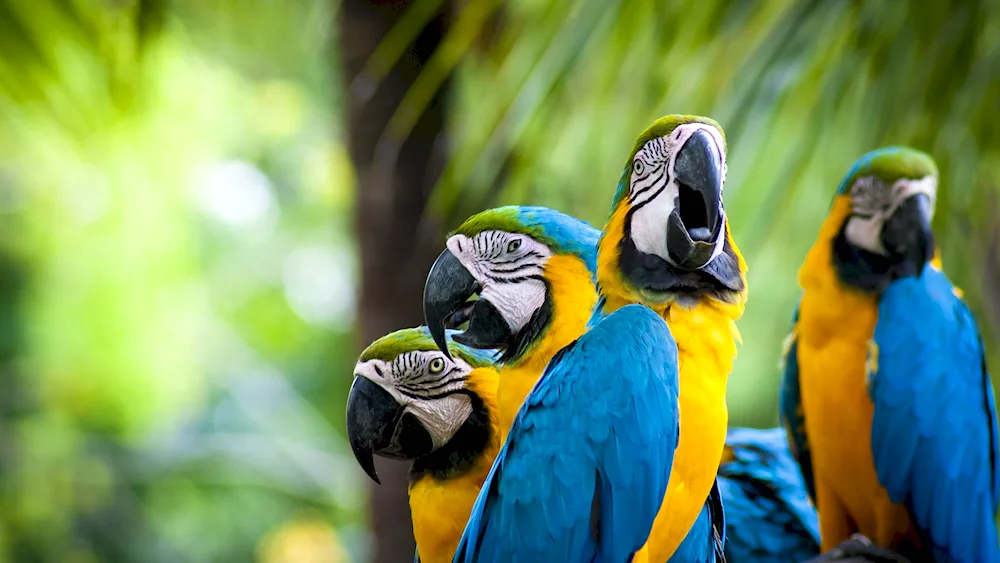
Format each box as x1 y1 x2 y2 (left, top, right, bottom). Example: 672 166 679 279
845 216 888 255
355 357 476 449
628 124 728 264
447 235 479 276
405 394 473 449
480 279 546 332
630 190 676 259
845 176 938 256
447 231 551 332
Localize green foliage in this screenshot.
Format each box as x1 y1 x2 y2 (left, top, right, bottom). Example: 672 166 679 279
0 0 365 561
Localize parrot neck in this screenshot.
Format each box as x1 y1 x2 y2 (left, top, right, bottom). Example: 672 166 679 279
799 196 879 341
409 369 501 563
496 254 597 436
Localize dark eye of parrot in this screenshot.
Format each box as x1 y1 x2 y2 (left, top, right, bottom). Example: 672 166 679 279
507 239 522 253
633 160 644 175
428 357 445 374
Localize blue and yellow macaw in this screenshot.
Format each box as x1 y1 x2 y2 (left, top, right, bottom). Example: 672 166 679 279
422 205 599 442
780 147 1000 562
595 115 747 562
441 115 742 562
345 328 501 563
718 427 820 562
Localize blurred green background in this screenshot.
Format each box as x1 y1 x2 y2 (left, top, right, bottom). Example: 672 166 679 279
0 0 997 562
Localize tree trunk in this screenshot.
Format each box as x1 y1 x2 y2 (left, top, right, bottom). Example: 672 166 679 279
339 1 450 561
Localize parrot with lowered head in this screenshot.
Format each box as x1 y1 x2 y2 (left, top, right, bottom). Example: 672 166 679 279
345 327 500 563
423 205 600 444
780 146 1000 562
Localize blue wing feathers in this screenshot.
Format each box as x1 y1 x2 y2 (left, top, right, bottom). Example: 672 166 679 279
454 304 680 563
718 427 820 563
870 265 1000 563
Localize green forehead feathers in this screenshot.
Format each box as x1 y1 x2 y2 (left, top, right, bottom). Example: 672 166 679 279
836 146 939 194
608 115 726 212
450 206 599 268
360 327 497 368
627 115 726 163
452 206 526 239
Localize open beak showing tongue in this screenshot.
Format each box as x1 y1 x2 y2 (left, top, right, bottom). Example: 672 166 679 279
665 129 723 270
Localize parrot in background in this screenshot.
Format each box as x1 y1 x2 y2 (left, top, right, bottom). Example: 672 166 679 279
718 427 820 562
345 327 501 563
780 146 1000 562
442 115 742 563
422 205 599 444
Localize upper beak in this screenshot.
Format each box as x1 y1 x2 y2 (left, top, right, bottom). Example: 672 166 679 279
423 249 479 359
423 249 514 354
882 193 934 276
665 129 724 270
346 376 433 483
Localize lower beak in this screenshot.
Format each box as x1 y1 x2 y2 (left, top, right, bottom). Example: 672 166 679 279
666 129 724 270
882 194 934 276
346 377 433 483
423 249 513 354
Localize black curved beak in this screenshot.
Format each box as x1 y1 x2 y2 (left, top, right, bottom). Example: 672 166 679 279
882 194 934 277
666 129 724 270
423 249 514 354
423 249 478 359
346 377 434 483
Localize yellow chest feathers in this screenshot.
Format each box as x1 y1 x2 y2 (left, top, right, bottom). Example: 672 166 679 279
409 465 491 563
409 369 500 563
646 301 740 560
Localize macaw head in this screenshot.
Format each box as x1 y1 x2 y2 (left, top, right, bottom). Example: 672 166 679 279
422 205 598 363
829 146 938 293
346 327 499 484
598 115 746 308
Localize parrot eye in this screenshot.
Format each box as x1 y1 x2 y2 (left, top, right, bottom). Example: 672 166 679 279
633 160 645 175
428 357 445 374
506 239 522 253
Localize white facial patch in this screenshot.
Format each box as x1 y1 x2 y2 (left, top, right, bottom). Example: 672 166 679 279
445 231 552 332
628 123 728 266
354 351 475 449
844 175 937 255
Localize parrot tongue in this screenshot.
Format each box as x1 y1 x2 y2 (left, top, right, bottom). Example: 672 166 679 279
666 208 720 270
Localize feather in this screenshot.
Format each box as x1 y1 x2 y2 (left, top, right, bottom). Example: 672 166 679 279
869 265 1000 563
719 427 821 563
